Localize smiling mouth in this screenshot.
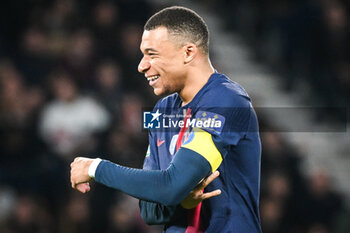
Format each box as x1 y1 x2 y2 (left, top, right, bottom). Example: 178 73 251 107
147 74 160 81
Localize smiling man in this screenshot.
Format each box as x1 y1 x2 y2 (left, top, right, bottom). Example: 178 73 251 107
70 6 262 233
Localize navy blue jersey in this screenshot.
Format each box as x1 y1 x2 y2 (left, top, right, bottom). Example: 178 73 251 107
142 72 262 233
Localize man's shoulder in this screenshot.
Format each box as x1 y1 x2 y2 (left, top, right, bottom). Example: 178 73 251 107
202 73 251 107
212 73 250 99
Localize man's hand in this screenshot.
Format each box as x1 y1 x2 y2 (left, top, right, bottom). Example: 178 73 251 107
70 157 94 193
181 170 221 209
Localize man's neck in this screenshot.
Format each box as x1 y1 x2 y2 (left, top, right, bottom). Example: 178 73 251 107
179 60 215 106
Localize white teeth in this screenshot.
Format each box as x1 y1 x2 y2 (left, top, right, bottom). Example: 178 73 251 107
147 75 160 81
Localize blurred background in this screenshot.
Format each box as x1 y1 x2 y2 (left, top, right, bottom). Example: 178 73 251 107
0 0 349 233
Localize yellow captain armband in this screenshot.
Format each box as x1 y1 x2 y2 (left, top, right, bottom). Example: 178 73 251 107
181 128 223 172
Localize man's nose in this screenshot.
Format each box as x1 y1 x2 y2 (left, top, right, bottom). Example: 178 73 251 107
138 57 150 73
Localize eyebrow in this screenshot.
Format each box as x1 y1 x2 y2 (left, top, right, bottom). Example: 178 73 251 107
144 48 159 53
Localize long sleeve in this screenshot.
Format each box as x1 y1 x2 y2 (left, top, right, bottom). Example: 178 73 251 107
139 201 182 225
94 147 211 206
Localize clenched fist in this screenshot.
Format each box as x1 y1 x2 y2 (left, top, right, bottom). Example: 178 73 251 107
70 157 94 193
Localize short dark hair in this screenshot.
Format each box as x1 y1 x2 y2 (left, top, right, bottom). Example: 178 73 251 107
144 6 209 55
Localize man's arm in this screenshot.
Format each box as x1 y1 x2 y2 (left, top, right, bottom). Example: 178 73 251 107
70 129 223 206
139 201 179 225
138 137 221 225
72 147 210 206
139 171 221 225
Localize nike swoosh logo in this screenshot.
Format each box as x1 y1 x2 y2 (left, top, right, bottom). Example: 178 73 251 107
157 138 165 147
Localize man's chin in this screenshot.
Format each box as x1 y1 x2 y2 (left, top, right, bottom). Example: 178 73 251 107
153 87 166 96
153 88 173 96
153 88 162 96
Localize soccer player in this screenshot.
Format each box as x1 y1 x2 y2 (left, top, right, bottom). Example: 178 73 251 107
70 6 262 233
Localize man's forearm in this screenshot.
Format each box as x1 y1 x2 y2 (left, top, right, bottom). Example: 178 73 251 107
139 200 180 225
94 148 211 206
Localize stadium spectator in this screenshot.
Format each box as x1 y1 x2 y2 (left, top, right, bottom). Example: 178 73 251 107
93 60 123 114
39 71 110 159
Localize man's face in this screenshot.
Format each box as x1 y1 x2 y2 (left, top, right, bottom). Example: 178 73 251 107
138 27 187 96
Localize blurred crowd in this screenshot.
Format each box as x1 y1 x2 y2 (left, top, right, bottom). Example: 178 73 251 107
216 0 350 108
258 126 348 233
0 0 160 232
0 0 349 233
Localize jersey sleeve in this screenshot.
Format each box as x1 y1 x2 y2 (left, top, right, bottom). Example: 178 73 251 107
94 147 211 206
181 93 253 171
139 201 182 225
181 128 223 172
197 94 252 147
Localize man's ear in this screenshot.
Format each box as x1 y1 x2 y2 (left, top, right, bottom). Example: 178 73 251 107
183 44 198 64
